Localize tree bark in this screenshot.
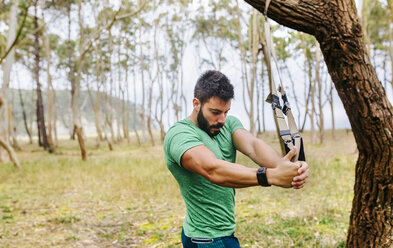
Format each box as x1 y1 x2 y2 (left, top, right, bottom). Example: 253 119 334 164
0 0 18 162
72 0 88 161
42 5 55 152
244 0 393 246
0 137 20 169
34 1 49 150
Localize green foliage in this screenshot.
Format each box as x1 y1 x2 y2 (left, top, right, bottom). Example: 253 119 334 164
367 0 389 50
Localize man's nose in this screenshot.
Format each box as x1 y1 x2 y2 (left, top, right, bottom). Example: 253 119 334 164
218 113 226 124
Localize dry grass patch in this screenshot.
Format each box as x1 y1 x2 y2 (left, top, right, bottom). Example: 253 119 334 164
1 131 356 247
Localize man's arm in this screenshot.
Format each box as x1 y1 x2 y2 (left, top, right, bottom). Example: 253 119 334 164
180 145 300 188
233 128 283 168
232 128 309 189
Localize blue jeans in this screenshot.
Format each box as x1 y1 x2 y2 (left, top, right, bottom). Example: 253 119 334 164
181 229 241 248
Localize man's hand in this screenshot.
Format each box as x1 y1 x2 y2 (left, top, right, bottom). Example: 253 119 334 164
285 147 309 189
266 147 309 188
292 161 309 189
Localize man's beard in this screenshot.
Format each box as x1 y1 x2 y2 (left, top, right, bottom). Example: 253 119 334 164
197 109 224 137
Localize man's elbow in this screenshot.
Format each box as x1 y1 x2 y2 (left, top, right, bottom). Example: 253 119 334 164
203 166 226 186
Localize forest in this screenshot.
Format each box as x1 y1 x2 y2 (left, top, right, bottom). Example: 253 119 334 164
1 0 393 247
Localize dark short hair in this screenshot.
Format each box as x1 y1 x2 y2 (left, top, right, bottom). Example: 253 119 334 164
194 70 234 104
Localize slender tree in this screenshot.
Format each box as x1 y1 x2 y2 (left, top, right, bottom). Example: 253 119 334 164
0 0 19 166
33 0 49 150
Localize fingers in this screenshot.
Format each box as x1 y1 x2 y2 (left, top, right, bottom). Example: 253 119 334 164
292 178 307 188
292 162 309 189
297 162 309 174
283 147 297 161
293 167 308 181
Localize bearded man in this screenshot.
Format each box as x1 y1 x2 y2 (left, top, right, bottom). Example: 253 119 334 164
164 70 309 247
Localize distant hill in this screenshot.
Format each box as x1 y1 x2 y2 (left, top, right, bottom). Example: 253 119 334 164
7 88 144 136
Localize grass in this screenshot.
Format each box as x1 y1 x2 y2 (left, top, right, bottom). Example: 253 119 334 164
0 130 357 247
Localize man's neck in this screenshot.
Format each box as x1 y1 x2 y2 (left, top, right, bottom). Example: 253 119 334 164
188 111 198 127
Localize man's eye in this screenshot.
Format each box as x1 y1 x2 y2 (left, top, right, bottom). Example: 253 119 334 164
212 112 220 115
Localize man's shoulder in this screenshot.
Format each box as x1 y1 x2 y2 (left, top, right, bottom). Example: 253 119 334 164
224 115 244 130
167 118 193 134
164 119 196 143
225 115 240 123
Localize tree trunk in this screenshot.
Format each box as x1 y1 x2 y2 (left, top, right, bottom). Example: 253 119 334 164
147 71 155 146
73 0 87 161
68 0 76 141
42 6 55 152
29 90 35 144
132 63 141 146
245 0 393 246
34 1 49 150
122 59 130 143
8 102 21 151
236 0 255 134
329 81 336 138
17 87 32 143
0 0 18 162
315 42 324 144
138 15 146 143
0 137 20 169
86 81 103 144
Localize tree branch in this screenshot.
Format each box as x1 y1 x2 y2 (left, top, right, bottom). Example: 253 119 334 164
243 0 324 35
0 6 29 65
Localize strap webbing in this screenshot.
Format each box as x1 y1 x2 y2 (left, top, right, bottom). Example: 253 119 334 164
264 2 303 162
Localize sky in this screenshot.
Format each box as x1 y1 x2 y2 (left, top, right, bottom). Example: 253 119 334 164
3 0 393 134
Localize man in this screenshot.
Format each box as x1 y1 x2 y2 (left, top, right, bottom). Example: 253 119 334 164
164 70 309 247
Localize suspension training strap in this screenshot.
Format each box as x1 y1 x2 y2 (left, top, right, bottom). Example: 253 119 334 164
263 1 305 162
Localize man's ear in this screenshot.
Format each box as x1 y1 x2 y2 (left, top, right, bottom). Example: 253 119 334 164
193 98 201 111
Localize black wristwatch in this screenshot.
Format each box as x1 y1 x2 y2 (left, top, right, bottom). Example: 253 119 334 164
257 167 271 187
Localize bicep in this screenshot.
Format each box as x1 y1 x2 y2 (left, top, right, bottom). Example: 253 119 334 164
232 128 258 157
180 145 219 177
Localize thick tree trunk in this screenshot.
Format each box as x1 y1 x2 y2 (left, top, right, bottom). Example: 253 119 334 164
244 0 393 246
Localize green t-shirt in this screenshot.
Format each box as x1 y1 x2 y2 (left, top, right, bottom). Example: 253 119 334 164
163 115 244 238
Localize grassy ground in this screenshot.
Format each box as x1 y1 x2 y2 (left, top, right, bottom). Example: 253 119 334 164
0 130 357 247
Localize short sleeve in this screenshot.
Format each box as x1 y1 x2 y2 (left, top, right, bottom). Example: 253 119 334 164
165 127 203 167
227 115 244 134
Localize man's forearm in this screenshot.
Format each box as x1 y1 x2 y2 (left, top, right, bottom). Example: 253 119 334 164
206 159 294 189
204 159 260 188
249 138 283 168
